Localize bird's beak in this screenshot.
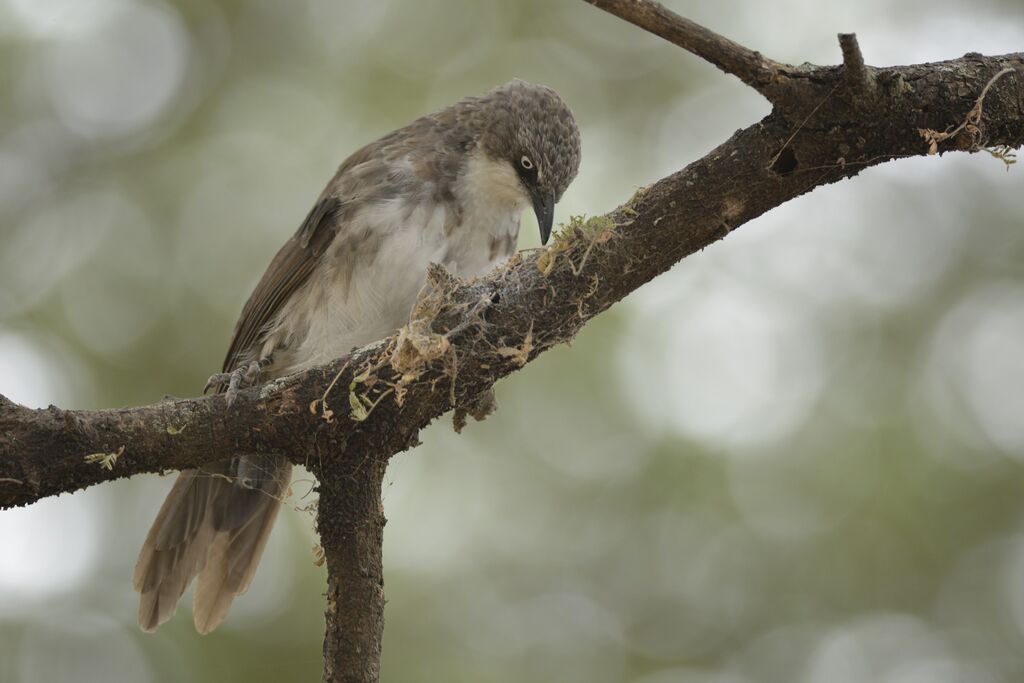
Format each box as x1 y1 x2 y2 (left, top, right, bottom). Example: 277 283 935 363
530 188 556 245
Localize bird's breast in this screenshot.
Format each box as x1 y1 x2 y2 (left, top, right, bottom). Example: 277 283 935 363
279 194 521 372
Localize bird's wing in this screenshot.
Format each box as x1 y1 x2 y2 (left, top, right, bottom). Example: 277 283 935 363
218 197 338 374
218 144 379 375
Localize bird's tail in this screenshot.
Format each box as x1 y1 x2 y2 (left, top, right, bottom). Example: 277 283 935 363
133 456 291 634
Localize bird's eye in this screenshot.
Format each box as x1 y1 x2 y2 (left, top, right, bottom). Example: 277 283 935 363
520 156 534 171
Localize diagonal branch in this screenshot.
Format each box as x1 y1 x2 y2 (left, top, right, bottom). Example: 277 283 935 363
584 0 793 101
3 52 1022 511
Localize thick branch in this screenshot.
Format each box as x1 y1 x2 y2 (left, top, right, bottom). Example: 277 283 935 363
584 0 792 100
318 457 386 683
2 52 1023 513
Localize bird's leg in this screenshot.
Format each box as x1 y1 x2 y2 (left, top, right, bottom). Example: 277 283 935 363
203 357 272 407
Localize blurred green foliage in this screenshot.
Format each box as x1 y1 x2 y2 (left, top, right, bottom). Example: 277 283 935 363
2 1 1024 681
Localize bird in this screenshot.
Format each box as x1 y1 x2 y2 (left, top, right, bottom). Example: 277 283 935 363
132 79 582 634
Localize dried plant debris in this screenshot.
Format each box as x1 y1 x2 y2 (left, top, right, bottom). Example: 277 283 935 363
84 445 124 470
918 67 1015 155
452 387 498 433
537 215 618 277
984 144 1017 170
310 360 351 423
391 264 461 380
495 322 534 367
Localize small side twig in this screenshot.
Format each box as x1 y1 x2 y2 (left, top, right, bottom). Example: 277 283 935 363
838 33 871 92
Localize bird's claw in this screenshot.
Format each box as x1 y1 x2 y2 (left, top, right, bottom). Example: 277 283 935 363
204 361 263 408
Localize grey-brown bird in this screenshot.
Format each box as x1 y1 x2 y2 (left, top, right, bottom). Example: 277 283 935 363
133 79 581 633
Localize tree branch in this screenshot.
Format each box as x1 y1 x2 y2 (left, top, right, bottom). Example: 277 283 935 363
584 0 793 101
5 51 1020 510
318 454 387 683
2 3 1023 681
838 32 871 92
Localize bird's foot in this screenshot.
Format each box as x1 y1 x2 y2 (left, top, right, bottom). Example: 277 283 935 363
204 361 264 408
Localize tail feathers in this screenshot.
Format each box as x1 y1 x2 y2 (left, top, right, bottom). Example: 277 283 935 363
193 466 291 634
136 519 215 632
134 469 218 632
133 460 291 634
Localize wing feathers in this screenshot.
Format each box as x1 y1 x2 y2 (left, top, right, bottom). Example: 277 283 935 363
219 195 342 374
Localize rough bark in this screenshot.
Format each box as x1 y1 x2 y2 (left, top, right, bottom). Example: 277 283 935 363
318 454 387 683
1 2 1022 681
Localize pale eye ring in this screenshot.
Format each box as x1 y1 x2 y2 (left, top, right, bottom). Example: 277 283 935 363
520 155 534 171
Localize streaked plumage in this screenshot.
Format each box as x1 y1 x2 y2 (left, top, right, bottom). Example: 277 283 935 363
134 79 581 633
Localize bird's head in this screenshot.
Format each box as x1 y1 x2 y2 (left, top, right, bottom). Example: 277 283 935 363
475 80 581 245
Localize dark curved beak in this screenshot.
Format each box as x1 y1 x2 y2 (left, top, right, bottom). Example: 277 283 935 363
530 187 556 245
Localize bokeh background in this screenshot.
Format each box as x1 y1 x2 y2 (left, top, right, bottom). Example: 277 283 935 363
1 0 1023 681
